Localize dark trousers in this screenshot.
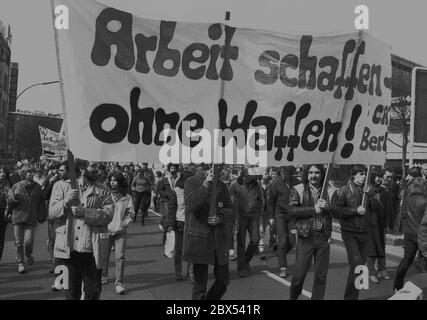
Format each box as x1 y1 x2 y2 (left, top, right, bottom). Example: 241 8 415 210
0 209 7 262
342 231 369 300
59 251 102 300
275 214 295 268
290 231 330 300
174 222 184 275
192 254 229 300
133 191 151 222
237 215 260 270
394 233 419 291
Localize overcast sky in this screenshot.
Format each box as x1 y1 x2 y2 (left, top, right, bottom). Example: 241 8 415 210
1 0 426 114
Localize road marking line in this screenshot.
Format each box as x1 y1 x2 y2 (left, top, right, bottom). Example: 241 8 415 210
148 209 161 217
261 270 312 299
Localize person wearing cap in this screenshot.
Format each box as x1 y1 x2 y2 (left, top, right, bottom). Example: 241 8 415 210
49 162 113 300
7 165 47 274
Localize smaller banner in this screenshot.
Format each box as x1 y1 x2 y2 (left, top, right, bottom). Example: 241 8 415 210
39 126 67 157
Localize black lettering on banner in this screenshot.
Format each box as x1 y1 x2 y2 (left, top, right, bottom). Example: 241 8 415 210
90 104 129 143
154 108 180 145
317 56 338 91
182 43 210 80
135 33 158 74
280 54 299 87
301 120 323 151
345 41 365 100
220 26 239 81
128 87 155 145
218 99 257 146
287 103 311 161
298 36 317 90
334 40 356 99
91 8 135 70
88 88 378 162
319 119 342 152
177 113 204 147
274 102 296 161
358 64 370 94
153 21 181 77
254 50 279 85
206 24 222 81
340 104 362 158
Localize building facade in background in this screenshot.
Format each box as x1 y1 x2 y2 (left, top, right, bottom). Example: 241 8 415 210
0 21 11 162
8 110 62 162
7 61 18 164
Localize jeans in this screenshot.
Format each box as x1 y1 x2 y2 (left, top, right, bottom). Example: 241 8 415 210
192 254 229 300
290 231 330 300
237 215 260 270
14 223 35 265
102 233 126 286
275 214 295 268
393 233 419 291
0 208 7 262
59 251 102 300
342 231 369 300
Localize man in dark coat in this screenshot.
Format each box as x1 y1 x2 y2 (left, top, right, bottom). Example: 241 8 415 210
183 165 233 300
332 165 381 300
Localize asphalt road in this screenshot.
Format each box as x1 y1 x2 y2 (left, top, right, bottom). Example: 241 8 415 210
1 211 426 300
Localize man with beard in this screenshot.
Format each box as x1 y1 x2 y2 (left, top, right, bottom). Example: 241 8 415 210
49 161 113 300
288 164 338 300
7 166 47 274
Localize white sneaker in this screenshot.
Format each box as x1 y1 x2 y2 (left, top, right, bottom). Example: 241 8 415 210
115 284 126 294
18 264 25 274
101 276 108 285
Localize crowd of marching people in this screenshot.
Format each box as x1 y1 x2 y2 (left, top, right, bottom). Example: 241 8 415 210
1 158 427 300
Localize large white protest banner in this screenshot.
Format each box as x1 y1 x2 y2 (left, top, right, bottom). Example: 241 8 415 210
53 0 391 165
39 126 67 157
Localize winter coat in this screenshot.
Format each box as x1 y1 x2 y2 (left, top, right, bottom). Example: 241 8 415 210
48 179 114 269
7 180 47 226
183 175 233 266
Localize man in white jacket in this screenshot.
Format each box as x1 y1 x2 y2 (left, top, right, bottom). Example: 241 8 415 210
49 161 113 300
